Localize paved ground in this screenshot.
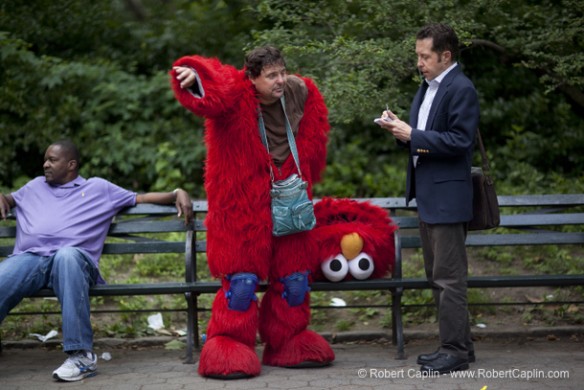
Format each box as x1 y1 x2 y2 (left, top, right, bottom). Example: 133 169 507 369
1 329 583 390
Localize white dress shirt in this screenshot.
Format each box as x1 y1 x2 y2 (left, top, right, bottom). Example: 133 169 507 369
414 62 458 166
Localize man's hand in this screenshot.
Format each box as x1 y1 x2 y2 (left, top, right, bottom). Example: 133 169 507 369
0 193 15 220
173 66 197 89
378 111 412 142
174 189 194 225
136 190 194 225
387 119 413 143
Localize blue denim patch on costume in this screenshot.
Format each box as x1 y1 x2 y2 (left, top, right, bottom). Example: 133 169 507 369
280 271 311 307
225 273 258 312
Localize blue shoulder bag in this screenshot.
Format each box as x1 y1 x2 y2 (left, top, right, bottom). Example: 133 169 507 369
258 96 316 236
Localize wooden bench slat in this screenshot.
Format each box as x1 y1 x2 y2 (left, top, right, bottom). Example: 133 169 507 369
109 220 187 234
109 219 206 234
466 232 584 246
499 213 584 226
381 213 584 231
0 226 16 238
496 194 584 207
400 232 584 248
351 194 584 209
102 242 185 254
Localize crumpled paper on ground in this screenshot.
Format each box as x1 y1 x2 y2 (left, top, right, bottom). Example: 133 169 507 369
29 329 58 342
147 313 164 330
330 297 347 307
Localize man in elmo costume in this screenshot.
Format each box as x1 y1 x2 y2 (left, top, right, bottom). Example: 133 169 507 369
171 46 333 378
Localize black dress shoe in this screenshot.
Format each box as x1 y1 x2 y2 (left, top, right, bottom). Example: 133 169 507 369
416 350 440 365
420 353 469 375
417 350 475 364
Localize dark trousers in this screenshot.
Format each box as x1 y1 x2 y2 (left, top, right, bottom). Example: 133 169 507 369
419 221 473 359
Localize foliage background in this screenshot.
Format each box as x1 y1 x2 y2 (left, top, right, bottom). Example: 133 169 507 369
1 0 583 197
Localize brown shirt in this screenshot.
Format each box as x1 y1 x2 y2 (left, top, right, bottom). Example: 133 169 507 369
260 75 308 167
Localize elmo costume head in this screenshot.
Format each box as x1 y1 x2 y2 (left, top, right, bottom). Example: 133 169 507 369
312 197 398 282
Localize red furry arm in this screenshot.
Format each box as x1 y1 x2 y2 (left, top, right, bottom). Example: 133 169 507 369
170 55 241 119
296 77 330 185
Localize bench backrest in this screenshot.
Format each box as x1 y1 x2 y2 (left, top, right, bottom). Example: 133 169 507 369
2 194 583 282
385 194 584 249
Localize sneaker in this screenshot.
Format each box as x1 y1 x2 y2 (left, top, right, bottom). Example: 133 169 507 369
52 350 97 381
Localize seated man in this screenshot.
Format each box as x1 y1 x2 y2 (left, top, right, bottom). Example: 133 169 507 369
0 139 193 382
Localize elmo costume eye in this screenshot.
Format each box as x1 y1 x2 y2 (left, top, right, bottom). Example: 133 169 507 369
321 254 349 282
348 252 374 280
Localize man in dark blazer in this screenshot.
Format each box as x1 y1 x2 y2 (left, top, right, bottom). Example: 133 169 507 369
379 23 479 374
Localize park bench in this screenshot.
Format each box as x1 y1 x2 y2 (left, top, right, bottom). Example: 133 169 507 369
1 194 583 363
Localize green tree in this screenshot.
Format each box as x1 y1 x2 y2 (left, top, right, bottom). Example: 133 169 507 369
250 0 584 195
0 0 259 195
1 0 582 197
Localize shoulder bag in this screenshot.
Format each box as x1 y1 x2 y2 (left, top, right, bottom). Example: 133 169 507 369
258 97 316 236
469 129 500 231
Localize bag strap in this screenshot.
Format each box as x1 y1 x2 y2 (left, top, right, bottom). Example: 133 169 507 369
258 96 303 180
476 128 494 184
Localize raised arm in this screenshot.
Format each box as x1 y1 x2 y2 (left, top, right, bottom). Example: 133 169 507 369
170 55 243 119
136 189 193 225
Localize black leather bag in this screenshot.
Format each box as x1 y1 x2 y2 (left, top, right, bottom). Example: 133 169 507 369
469 130 500 231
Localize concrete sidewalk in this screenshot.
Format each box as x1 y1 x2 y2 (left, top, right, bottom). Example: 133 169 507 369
1 331 583 390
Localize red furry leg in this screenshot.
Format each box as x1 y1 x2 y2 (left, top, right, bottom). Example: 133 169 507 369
198 289 261 379
259 286 335 367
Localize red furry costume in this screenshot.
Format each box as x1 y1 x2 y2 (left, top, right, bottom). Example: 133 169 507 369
171 56 397 379
171 55 331 378
313 197 397 283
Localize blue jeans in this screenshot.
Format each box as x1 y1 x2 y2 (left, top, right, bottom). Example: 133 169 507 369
0 247 98 352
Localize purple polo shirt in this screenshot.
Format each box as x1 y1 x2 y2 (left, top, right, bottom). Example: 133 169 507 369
11 176 137 283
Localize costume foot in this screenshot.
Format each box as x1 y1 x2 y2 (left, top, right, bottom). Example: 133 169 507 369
262 330 335 368
198 335 261 379
285 360 332 369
